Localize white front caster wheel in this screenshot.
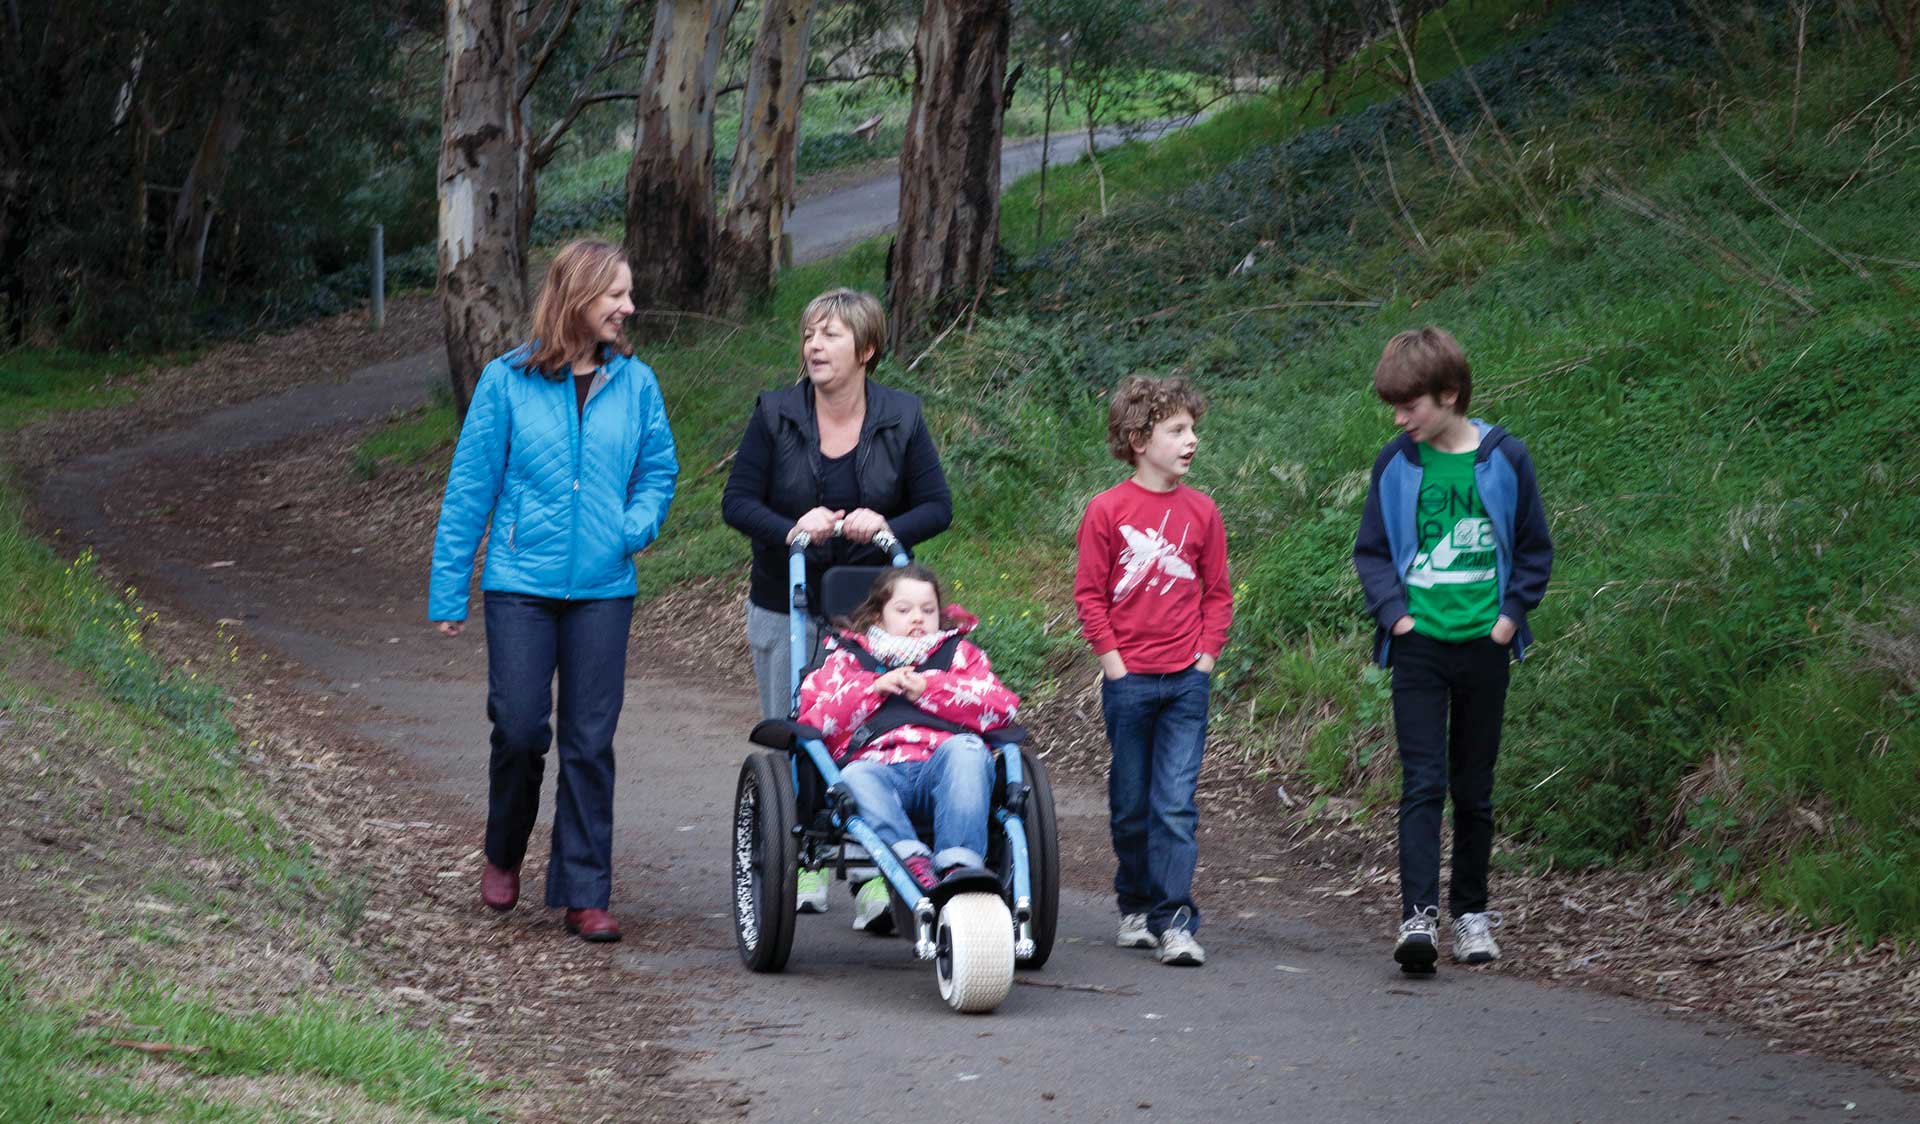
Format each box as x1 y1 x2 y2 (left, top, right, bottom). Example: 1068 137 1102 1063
936 892 1015 1013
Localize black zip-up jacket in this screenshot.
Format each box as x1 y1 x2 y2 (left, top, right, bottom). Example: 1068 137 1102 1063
722 378 953 612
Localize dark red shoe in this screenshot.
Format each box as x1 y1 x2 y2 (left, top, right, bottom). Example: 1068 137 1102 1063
564 908 621 942
480 861 519 912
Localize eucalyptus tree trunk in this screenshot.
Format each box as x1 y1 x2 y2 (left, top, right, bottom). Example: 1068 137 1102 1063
166 74 249 289
439 0 530 418
885 0 1010 352
624 0 739 325
712 0 816 314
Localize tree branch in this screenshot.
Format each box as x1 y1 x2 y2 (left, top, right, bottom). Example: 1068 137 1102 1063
519 0 561 45
715 67 906 99
530 1 638 167
519 0 583 102
533 90 639 168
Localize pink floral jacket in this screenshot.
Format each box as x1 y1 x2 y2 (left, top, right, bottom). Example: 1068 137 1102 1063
795 606 1021 766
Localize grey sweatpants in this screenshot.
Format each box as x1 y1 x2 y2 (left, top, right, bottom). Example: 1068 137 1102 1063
746 601 818 721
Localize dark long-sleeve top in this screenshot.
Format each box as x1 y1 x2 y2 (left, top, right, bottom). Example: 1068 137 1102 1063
722 377 952 613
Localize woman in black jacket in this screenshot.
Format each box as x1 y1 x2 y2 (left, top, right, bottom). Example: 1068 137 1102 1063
723 287 953 719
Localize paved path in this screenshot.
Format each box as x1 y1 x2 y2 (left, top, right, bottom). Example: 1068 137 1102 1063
790 120 1187 262
33 135 1920 1122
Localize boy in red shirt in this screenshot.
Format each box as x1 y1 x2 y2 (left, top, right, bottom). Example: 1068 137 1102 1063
1074 376 1233 967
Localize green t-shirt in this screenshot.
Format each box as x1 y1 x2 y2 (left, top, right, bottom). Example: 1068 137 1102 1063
1405 447 1500 642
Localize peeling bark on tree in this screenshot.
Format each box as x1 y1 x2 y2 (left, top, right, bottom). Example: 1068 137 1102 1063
624 0 739 328
885 0 1010 352
712 0 816 314
166 75 249 290
439 0 530 418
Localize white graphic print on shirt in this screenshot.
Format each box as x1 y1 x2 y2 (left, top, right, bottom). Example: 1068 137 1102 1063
1405 516 1496 588
1113 511 1196 604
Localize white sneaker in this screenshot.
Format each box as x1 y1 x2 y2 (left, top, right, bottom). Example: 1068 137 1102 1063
1158 927 1206 967
1394 906 1440 973
1116 912 1156 949
1452 911 1503 964
796 867 829 913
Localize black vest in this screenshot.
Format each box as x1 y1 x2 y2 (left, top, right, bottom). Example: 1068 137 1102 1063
750 380 927 607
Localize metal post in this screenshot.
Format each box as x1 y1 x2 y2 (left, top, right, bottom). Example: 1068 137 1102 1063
370 223 386 331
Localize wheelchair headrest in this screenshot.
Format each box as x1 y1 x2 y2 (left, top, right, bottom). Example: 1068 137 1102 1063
817 565 890 624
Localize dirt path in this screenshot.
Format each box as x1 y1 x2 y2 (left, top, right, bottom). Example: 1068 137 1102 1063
28 151 1920 1121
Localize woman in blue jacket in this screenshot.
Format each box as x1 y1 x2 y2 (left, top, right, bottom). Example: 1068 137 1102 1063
428 239 678 943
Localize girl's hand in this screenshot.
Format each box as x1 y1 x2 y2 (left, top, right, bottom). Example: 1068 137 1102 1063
436 621 464 637
1489 616 1517 645
1194 653 1216 674
899 670 927 702
840 508 889 543
1099 651 1129 681
868 667 914 696
788 506 844 544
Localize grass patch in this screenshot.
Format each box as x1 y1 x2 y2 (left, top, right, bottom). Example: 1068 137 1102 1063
1 344 498 1114
353 383 459 480
0 963 492 1123
0 348 178 431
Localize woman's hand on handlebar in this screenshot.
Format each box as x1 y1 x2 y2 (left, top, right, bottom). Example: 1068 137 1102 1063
840 508 890 544
787 507 844 545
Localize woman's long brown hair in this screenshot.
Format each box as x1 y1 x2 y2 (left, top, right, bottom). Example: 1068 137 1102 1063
522 240 634 380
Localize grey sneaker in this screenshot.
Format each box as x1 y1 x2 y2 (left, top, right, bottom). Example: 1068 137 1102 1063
796 867 829 913
1394 906 1440 974
1158 927 1206 967
1452 911 1503 964
1116 912 1156 949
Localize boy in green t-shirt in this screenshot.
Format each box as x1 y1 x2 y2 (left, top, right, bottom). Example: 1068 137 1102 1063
1352 328 1554 974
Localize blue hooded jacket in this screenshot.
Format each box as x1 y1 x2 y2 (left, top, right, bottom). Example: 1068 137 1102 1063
428 348 679 622
1352 420 1552 666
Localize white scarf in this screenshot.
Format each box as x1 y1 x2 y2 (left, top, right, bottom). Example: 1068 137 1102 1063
862 625 957 668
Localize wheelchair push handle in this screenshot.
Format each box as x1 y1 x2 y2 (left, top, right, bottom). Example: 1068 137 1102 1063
787 522 910 567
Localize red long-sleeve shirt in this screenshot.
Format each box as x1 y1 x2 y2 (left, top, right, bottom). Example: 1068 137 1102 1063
796 608 1021 766
1074 479 1233 673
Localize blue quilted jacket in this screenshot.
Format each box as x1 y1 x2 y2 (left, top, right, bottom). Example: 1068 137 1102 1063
428 348 679 621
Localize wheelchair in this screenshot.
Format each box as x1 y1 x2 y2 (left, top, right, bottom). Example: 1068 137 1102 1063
729 530 1060 1013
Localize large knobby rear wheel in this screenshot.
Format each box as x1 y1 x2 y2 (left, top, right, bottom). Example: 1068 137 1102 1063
732 750 798 972
936 892 1015 1013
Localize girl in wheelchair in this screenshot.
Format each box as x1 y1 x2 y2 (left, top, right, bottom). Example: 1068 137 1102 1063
796 564 1021 932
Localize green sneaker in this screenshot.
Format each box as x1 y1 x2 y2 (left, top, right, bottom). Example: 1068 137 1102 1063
851 877 895 935
796 867 829 913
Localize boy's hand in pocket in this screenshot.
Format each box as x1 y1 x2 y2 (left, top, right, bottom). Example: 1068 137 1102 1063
1489 616 1517 645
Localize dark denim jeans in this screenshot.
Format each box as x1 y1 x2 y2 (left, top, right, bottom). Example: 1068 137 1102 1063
483 591 633 910
1102 666 1211 937
1390 632 1511 920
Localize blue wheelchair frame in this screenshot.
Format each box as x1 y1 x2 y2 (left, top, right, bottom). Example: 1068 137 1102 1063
782 530 1038 962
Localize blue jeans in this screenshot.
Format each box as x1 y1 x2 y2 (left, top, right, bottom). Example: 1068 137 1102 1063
838 734 994 870
483 591 633 910
1102 668 1211 937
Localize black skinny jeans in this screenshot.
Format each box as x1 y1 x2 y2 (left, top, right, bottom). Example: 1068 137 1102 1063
1389 632 1511 921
